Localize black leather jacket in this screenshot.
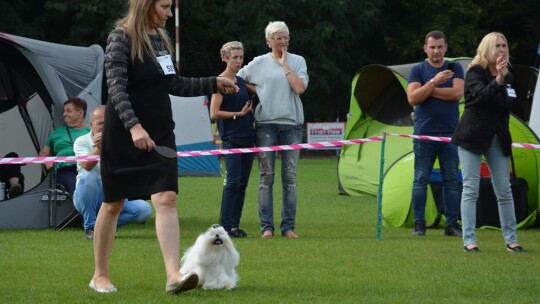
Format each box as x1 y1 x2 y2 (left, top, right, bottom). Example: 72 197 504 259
451 64 515 156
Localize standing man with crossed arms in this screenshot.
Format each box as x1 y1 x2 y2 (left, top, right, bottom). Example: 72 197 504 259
407 30 464 237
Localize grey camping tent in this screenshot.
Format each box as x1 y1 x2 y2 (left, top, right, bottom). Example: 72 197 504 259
0 32 104 229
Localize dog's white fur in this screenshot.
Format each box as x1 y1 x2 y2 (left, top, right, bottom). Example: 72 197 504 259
180 225 240 289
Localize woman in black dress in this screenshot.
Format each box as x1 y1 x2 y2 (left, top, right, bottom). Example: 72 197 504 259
89 0 237 294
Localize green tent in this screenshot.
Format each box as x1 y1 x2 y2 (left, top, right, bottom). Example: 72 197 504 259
381 111 540 229
338 59 540 228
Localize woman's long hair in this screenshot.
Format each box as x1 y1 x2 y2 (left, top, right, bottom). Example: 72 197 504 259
469 32 510 70
115 0 174 63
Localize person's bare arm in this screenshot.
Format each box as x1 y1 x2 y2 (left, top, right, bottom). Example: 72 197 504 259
78 149 99 171
75 133 101 171
280 47 305 95
245 82 256 94
407 70 455 106
408 82 433 106
38 146 53 170
210 92 252 120
431 78 464 101
130 123 155 152
209 93 225 121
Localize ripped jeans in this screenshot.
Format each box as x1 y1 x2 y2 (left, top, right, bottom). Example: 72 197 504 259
255 123 302 235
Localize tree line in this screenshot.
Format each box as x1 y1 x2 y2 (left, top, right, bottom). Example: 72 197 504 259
1 0 539 122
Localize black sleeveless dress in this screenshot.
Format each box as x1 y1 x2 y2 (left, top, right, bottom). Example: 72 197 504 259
101 29 218 201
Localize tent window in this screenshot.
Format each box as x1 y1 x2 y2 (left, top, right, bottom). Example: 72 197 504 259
355 67 413 127
12 69 36 102
0 63 15 113
0 65 37 113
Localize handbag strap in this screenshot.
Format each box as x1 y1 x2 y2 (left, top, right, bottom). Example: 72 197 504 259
66 126 74 145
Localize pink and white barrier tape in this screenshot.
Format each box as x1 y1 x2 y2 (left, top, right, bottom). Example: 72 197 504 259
0 155 101 165
386 132 540 149
0 136 383 164
2 133 539 165
386 133 451 142
511 143 540 149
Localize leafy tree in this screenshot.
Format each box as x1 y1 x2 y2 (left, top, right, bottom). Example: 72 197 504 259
375 0 482 64
2 0 538 122
373 0 540 66
472 0 540 65
0 1 45 38
38 0 126 46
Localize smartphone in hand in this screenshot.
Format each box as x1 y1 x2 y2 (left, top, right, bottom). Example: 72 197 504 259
446 62 455 72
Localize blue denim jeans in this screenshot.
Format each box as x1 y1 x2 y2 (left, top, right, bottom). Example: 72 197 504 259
255 123 302 235
220 137 255 231
73 171 153 230
412 136 460 226
458 135 518 247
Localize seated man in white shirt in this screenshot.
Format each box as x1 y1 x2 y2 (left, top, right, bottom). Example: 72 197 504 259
73 105 152 240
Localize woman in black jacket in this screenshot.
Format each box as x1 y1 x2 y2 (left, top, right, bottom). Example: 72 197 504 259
451 32 524 253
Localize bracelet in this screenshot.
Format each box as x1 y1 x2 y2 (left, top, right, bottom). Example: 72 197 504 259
285 70 292 76
233 113 237 120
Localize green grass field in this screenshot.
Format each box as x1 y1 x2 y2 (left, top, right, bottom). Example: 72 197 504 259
1 156 538 303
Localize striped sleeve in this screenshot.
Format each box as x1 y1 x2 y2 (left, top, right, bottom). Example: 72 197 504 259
105 28 139 130
170 76 218 97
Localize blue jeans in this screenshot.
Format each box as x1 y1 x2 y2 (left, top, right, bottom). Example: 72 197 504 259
73 171 153 230
255 123 302 235
220 137 255 231
412 136 460 226
458 135 518 246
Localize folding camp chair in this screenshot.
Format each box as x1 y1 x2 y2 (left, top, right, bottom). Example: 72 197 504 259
47 167 81 230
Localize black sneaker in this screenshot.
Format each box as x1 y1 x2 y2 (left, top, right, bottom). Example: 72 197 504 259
444 224 463 237
412 221 426 236
229 228 248 238
83 229 94 240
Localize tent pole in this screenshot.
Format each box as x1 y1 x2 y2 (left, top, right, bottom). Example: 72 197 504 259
175 0 180 71
524 43 540 121
376 132 387 240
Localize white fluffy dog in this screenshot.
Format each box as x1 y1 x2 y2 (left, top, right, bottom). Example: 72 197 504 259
180 224 240 290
